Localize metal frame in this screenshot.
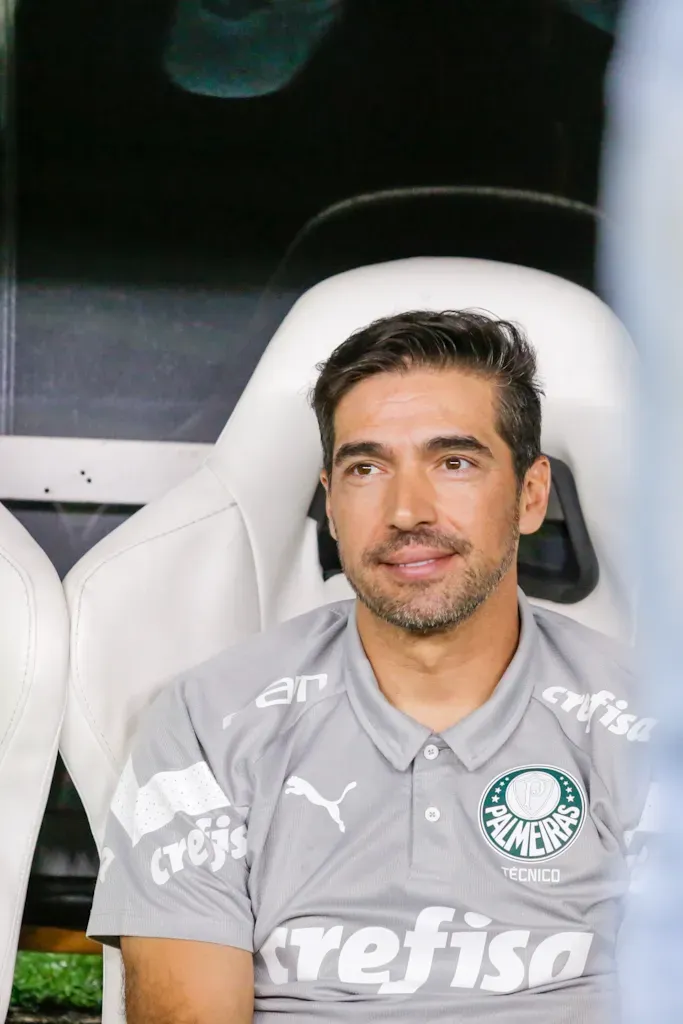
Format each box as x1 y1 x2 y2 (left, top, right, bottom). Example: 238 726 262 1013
0 436 212 504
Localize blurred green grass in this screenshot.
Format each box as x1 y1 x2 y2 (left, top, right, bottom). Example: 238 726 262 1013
11 953 103 1011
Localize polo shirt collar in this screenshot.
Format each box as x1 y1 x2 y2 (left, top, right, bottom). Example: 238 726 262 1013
343 590 539 772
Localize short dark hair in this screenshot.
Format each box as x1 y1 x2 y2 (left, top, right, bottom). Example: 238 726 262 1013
310 310 544 484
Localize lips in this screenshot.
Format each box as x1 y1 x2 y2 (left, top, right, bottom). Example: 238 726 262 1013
382 548 453 566
380 551 457 581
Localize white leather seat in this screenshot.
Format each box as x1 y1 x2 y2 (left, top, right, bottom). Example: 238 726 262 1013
61 257 635 1022
0 502 69 1020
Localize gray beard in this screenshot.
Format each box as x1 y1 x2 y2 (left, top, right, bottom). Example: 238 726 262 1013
340 527 519 638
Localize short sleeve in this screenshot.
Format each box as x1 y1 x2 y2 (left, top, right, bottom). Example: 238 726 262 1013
87 680 253 952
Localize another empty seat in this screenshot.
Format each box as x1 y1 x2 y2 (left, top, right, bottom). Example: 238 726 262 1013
0 501 69 1020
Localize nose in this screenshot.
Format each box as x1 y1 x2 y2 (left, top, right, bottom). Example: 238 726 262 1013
385 464 438 532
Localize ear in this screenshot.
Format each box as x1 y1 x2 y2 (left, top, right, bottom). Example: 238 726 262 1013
320 470 337 541
519 456 551 535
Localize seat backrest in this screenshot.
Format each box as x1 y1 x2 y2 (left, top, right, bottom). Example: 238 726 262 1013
0 501 69 1019
61 257 635 1023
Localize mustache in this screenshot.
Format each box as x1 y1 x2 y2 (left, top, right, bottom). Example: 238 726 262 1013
365 532 473 565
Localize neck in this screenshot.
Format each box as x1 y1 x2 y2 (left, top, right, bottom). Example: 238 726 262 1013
355 575 521 733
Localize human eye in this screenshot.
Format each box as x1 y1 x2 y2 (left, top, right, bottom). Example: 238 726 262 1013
442 455 475 472
347 463 380 477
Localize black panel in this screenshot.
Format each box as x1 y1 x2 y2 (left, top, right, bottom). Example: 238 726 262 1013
22 767 98 931
517 457 598 603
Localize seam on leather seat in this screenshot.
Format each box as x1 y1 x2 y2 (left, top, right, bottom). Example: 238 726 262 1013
0 547 32 762
70 500 240 765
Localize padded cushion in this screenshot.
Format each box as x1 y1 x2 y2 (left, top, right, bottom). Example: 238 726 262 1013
0 502 69 1019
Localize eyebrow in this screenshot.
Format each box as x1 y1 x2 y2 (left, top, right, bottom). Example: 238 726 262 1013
333 434 494 468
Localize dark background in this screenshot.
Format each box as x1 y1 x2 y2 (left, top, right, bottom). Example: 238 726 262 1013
14 0 612 443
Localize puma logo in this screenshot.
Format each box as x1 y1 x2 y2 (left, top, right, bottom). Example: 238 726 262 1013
284 776 357 833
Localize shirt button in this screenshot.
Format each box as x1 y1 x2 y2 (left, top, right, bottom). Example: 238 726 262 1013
425 807 441 822
424 744 439 760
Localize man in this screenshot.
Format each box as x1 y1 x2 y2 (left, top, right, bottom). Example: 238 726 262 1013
89 311 652 1022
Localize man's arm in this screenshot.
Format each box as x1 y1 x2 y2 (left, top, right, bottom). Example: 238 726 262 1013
122 937 254 1024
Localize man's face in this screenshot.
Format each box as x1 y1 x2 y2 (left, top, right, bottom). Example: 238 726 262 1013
322 367 550 635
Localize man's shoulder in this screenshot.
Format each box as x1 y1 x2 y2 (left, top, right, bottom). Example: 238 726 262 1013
530 604 654 747
191 596 353 682
168 598 355 742
533 603 632 678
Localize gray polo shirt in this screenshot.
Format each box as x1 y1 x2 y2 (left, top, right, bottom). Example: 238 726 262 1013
89 592 655 1023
